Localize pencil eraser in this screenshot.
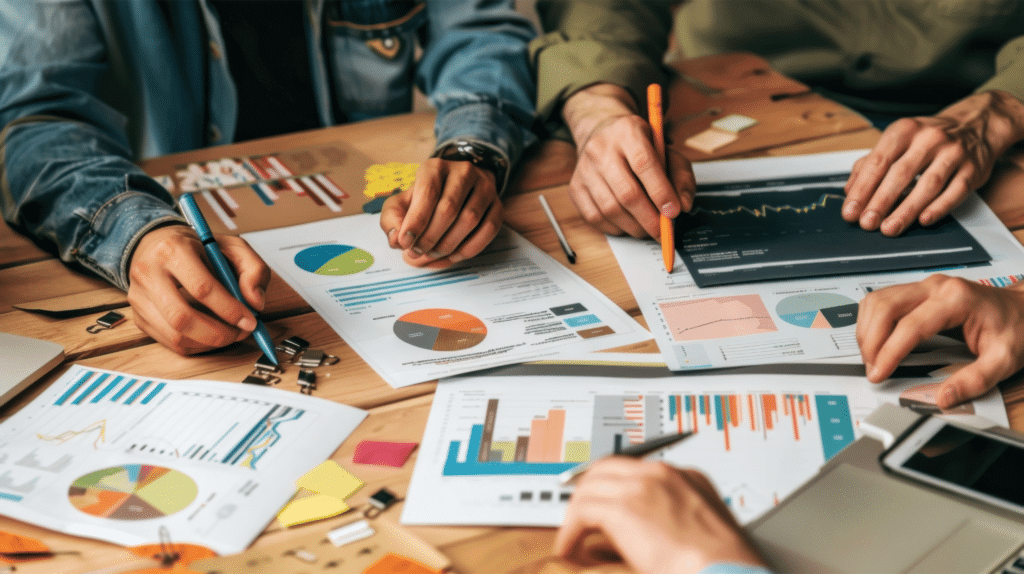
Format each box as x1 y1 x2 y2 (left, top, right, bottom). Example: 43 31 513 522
685 129 739 154
711 114 758 133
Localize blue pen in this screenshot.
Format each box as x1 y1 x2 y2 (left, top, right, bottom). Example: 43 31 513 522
178 193 279 366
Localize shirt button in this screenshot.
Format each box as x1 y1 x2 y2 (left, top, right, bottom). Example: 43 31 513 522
209 41 223 60
209 124 222 142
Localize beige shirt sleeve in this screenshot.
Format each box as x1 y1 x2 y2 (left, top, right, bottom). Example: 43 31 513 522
530 0 674 137
977 36 1024 103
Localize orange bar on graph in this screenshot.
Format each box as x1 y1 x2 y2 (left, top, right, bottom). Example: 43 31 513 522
526 418 547 462
546 410 566 462
748 395 756 431
790 395 800 441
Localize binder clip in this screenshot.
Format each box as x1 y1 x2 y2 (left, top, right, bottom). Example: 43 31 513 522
296 348 340 369
362 488 401 519
86 310 126 333
276 336 310 362
242 353 282 386
297 369 317 394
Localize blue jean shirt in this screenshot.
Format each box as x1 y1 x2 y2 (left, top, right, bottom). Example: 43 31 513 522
0 0 536 290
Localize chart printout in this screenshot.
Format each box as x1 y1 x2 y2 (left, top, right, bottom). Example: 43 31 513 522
243 214 649 387
677 175 989 287
401 354 1007 527
608 150 1024 371
0 365 366 554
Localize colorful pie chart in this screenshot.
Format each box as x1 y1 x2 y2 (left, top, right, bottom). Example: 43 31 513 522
294 244 374 275
394 309 487 351
776 293 858 329
68 464 198 520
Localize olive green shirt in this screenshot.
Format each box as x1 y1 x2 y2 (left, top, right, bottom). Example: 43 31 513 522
532 0 1024 135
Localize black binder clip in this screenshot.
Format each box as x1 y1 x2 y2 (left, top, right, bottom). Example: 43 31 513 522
362 488 401 519
296 348 340 369
86 310 126 333
242 353 282 386
297 369 317 394
275 336 310 362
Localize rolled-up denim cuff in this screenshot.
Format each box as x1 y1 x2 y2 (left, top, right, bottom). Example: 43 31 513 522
433 99 535 195
73 175 186 290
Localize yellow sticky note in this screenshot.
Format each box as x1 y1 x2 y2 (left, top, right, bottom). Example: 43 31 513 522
277 493 350 527
296 460 364 500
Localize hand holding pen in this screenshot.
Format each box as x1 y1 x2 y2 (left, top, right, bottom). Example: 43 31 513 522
177 193 278 364
124 195 273 358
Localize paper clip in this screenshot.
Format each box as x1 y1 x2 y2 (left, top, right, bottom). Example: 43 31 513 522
296 348 340 369
297 369 317 394
362 488 401 519
242 354 282 386
276 336 310 361
86 310 126 334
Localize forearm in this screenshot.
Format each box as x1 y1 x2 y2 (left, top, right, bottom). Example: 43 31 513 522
531 0 673 132
0 118 183 290
561 83 640 147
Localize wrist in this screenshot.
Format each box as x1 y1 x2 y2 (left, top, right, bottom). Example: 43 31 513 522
942 90 1024 152
433 139 509 191
563 83 641 147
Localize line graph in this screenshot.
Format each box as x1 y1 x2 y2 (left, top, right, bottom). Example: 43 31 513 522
677 181 989 287
660 295 777 341
688 192 844 219
37 420 107 449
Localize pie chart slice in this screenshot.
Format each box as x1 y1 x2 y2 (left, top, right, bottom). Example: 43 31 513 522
68 464 198 520
294 244 373 275
776 293 858 329
394 309 487 351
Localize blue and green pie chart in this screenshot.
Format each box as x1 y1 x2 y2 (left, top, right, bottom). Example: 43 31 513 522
294 244 374 276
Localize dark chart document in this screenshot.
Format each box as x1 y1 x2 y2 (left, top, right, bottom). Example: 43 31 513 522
676 174 991 287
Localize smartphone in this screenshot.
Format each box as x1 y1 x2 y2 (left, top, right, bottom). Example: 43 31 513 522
880 416 1024 515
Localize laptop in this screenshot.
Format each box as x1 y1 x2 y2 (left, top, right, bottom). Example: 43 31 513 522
748 403 1024 573
0 332 64 406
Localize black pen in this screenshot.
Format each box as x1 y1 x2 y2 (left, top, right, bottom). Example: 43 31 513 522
558 430 694 484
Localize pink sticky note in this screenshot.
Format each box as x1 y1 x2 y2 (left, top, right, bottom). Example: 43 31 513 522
353 440 418 467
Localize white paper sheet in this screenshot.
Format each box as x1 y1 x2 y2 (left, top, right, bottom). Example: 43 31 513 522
244 215 649 387
0 365 366 554
608 150 1024 370
402 353 1006 527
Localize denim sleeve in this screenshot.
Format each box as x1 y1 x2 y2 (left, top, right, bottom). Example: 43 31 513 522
417 0 538 193
0 0 183 291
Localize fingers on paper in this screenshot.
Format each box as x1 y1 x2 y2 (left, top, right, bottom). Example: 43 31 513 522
858 275 970 382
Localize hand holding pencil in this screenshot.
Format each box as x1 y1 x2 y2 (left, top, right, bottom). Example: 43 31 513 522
558 83 696 240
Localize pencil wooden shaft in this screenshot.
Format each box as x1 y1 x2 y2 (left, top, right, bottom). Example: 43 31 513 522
647 83 674 273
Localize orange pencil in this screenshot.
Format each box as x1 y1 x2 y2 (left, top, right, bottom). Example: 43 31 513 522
647 83 674 273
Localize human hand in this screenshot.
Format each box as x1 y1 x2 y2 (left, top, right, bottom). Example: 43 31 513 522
562 83 695 238
844 90 1024 236
379 158 502 267
858 274 1024 408
555 458 765 574
127 224 270 355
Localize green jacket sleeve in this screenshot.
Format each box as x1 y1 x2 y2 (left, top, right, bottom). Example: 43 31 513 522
976 35 1024 103
530 0 674 137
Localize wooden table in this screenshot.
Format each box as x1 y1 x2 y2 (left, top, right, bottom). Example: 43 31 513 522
2 54 1024 573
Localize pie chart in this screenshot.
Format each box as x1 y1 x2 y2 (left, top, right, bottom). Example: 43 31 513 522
294 244 373 275
394 309 487 351
776 293 858 329
68 464 198 520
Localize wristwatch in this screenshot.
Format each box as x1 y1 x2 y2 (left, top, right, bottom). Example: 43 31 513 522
433 139 510 192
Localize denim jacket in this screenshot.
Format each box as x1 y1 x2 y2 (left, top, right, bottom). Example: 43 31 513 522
0 0 536 290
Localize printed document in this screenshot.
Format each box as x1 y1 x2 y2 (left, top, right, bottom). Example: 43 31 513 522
244 215 649 387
